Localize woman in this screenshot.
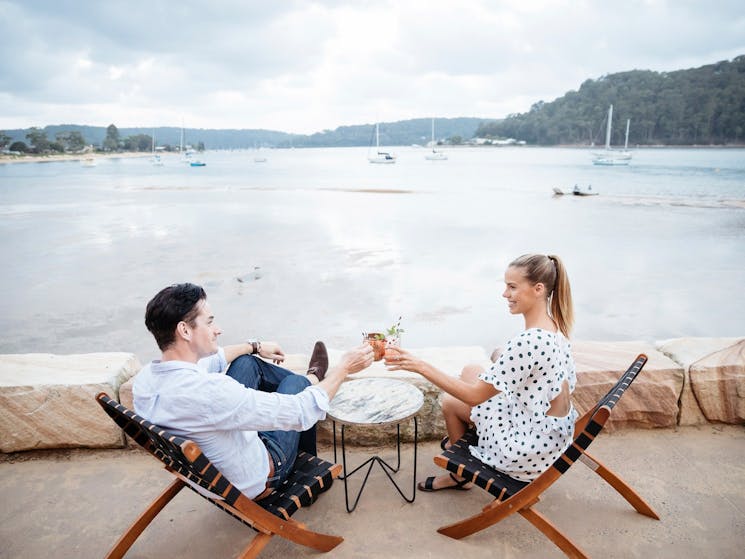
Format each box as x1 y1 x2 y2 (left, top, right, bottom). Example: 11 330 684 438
385 254 577 490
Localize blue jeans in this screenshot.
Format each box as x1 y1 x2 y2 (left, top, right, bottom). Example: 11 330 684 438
226 355 316 488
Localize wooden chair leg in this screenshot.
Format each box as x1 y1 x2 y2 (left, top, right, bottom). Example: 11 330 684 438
437 497 520 539
105 478 186 559
519 507 589 559
580 451 660 519
236 533 273 559
439 498 590 558
224 497 344 553
269 522 343 553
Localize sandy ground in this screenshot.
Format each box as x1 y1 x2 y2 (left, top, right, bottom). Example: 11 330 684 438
1 425 744 558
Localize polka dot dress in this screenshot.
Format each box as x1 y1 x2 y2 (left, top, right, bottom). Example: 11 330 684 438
469 328 577 482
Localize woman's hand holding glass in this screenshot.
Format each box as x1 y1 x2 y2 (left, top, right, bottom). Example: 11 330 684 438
384 346 420 373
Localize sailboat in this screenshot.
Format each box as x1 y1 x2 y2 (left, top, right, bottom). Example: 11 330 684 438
179 125 188 162
425 118 447 160
368 123 396 164
180 122 205 166
151 130 163 166
592 105 632 166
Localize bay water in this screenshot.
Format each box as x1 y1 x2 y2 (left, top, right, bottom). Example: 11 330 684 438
1 146 743 365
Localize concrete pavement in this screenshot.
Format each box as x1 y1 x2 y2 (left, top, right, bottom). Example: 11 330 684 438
1 425 744 559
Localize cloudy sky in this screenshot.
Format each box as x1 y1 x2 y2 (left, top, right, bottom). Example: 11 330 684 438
1 0 743 134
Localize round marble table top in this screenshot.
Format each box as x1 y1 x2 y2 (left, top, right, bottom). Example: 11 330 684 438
327 378 424 426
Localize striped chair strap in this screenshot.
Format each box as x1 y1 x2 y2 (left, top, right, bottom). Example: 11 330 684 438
96 393 338 519
439 430 529 499
597 354 648 411
255 452 338 519
97 394 243 504
553 354 648 474
438 354 649 497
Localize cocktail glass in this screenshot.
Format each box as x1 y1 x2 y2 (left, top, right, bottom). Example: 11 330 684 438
363 332 387 361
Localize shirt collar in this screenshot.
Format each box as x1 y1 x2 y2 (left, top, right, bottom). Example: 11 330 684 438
149 359 203 374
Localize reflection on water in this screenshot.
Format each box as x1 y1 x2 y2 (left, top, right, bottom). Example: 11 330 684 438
0 147 743 364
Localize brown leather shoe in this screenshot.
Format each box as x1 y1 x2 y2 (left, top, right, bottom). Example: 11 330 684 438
307 341 328 381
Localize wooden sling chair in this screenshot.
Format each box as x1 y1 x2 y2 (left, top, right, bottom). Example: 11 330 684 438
95 393 344 559
431 354 659 559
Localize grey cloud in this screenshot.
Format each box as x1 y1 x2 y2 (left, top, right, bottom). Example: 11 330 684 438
1 0 744 132
1 1 330 108
3 2 324 72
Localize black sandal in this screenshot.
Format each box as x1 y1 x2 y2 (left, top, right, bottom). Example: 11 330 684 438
417 473 471 492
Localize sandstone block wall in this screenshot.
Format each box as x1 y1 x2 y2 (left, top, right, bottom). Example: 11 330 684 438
657 337 745 426
1 337 743 452
572 341 683 429
0 353 140 452
689 340 745 423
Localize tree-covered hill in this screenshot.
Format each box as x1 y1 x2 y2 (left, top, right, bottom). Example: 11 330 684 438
2 118 485 152
4 55 743 151
476 55 745 146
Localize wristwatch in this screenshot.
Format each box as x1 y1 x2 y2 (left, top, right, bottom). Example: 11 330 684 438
248 340 261 355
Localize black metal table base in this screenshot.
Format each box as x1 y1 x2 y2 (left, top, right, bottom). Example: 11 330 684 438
332 418 418 513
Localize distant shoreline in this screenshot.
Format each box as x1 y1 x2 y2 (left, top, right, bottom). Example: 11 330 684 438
554 143 745 149
2 144 744 166
0 152 154 165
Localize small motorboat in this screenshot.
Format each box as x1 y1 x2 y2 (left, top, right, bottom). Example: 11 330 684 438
190 161 206 167
572 184 598 196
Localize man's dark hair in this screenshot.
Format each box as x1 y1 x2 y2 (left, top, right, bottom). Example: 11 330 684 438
145 283 207 351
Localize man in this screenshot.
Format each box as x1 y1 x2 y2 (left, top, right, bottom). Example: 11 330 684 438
133 283 373 500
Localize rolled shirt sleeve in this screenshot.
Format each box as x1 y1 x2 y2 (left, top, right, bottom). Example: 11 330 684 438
203 376 330 432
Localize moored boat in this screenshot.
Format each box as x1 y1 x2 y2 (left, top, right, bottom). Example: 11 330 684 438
425 118 447 160
368 123 396 164
592 105 632 166
572 184 598 196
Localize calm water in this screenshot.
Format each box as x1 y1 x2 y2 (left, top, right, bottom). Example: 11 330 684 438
1 146 743 365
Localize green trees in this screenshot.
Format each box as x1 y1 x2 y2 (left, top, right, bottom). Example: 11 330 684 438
0 131 10 150
121 134 152 152
25 127 51 153
106 128 162 152
103 124 120 151
48 141 65 153
477 55 745 145
55 131 86 152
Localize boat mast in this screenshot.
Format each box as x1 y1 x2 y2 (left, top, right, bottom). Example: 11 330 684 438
624 118 630 150
605 105 613 150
